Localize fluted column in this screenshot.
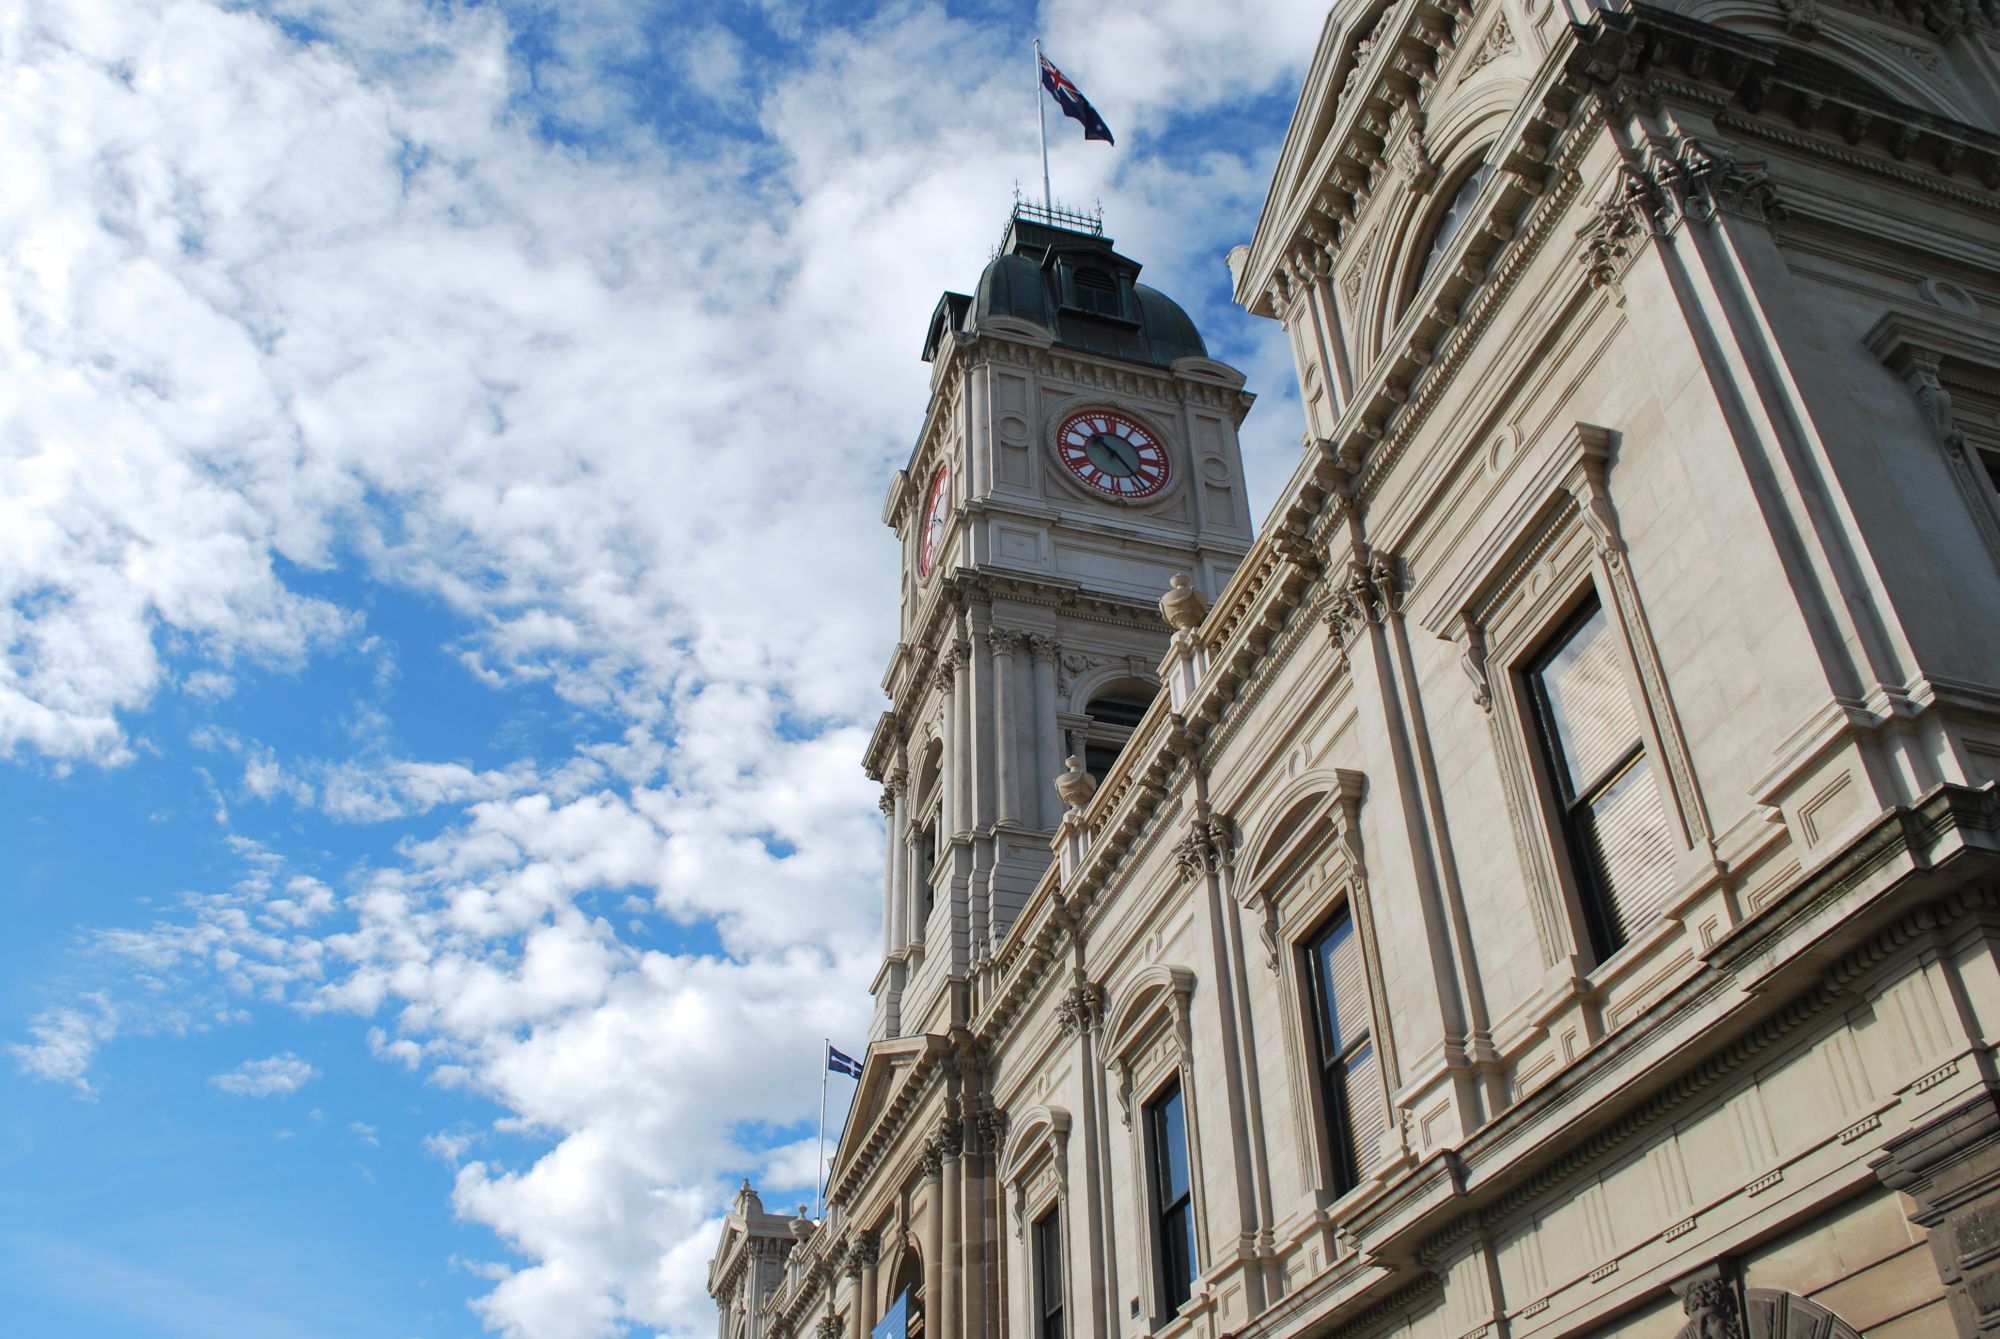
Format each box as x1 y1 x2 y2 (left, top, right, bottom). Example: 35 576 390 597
990 632 1020 827
1029 636 1060 829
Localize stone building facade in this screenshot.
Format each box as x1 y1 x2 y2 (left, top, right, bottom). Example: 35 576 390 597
709 1 2000 1337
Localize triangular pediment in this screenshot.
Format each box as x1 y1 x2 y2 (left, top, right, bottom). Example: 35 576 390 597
827 1033 947 1188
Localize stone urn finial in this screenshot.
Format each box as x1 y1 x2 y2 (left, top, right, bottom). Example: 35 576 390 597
1160 573 1207 631
1055 755 1097 809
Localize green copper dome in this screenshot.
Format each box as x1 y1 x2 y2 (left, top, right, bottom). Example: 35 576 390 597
925 209 1207 368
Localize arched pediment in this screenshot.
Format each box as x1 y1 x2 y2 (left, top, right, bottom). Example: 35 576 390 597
998 1104 1072 1184
1105 964 1197 1063
1235 768 1365 906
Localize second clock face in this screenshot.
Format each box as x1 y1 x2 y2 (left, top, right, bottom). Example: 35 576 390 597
918 464 950 578
1055 409 1170 500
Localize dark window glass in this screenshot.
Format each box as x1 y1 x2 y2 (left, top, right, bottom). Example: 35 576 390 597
1526 595 1677 959
1033 1208 1064 1339
1303 909 1385 1194
1072 266 1121 316
914 811 940 922
1413 162 1493 290
1981 446 2000 496
1085 694 1151 729
1083 743 1123 785
1146 1080 1196 1315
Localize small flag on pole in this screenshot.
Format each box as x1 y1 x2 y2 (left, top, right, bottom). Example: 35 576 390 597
1039 54 1114 145
827 1045 864 1079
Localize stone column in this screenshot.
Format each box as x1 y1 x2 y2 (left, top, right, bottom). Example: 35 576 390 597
882 776 906 952
857 1232 880 1339
990 632 1020 828
1058 980 1112 1339
1029 636 1060 830
951 642 972 836
922 1141 945 1339
845 1244 867 1339
968 613 995 831
940 1119 964 1339
955 1129 980 1339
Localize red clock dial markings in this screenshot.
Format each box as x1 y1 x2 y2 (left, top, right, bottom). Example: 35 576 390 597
917 464 950 578
1053 408 1172 501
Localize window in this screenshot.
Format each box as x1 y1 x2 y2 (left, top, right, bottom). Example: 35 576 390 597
1412 161 1493 291
1302 908 1385 1195
913 808 940 924
1032 1207 1065 1339
1072 265 1121 317
1525 594 1677 960
1145 1080 1196 1315
1082 683 1156 784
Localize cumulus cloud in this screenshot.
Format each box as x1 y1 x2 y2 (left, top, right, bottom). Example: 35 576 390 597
2 0 1322 1336
7 995 120 1092
210 1052 319 1097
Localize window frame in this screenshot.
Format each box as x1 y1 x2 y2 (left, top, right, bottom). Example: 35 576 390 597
1143 1078 1197 1318
1031 1204 1065 1339
1299 904 1374 1196
1517 588 1677 963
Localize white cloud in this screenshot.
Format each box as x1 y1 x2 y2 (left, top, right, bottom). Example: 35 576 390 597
210 1051 319 1097
7 995 120 1092
2 0 1324 1336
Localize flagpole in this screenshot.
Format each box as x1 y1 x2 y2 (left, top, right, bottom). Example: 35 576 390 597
816 1038 829 1220
1033 37 1052 212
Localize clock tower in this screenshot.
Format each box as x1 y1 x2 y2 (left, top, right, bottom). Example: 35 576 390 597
864 204 1257 1040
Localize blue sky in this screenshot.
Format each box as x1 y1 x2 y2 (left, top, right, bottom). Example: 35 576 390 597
0 1 1325 1335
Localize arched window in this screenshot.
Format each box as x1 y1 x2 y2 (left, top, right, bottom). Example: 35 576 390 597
883 1241 923 1337
1082 680 1157 782
910 741 944 928
1411 161 1493 294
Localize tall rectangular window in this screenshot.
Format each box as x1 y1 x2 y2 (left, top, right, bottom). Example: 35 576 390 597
1032 1207 1064 1339
1526 594 1677 959
1145 1079 1196 1316
1303 908 1385 1195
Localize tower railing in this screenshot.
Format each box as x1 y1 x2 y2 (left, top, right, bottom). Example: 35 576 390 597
1009 198 1103 236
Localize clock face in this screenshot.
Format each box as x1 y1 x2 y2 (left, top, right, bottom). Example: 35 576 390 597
918 464 949 578
1054 409 1170 500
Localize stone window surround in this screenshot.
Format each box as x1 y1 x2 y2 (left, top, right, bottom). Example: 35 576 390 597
1102 967 1206 1330
1423 422 1711 1026
1000 1105 1069 1250
1233 773 1406 1219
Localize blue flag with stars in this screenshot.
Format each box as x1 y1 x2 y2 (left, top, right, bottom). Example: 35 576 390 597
827 1045 863 1079
1040 54 1114 145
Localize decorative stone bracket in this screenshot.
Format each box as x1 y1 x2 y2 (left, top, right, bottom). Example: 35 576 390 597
1323 548 1405 658
1577 135 1782 293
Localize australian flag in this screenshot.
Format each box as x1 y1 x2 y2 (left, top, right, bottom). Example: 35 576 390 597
827 1044 864 1079
1040 54 1114 145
